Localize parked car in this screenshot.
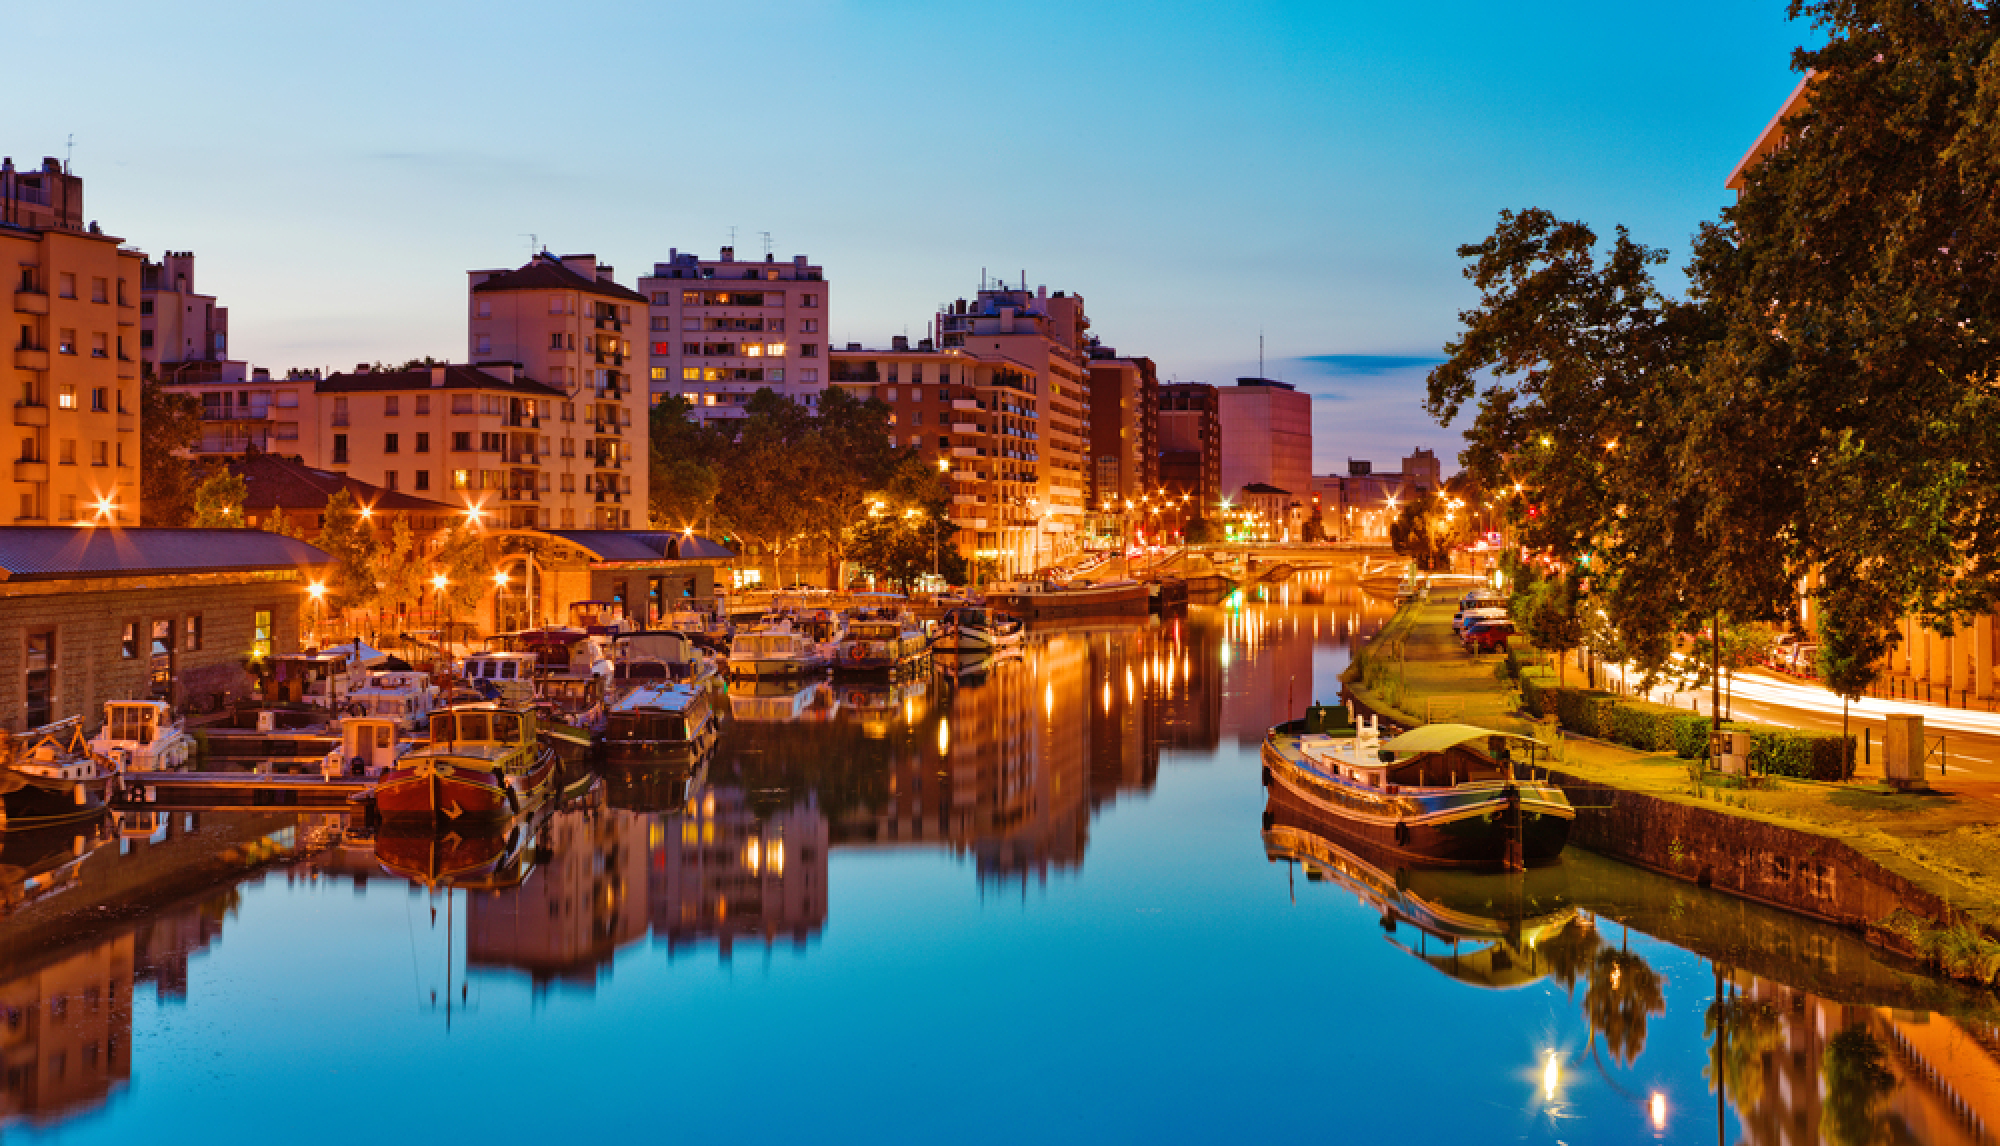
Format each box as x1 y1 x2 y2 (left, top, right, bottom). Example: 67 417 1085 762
1453 606 1510 638
1785 643 1819 676
1463 619 1516 653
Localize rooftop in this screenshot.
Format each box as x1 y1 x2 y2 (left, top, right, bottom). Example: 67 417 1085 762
230 453 457 515
0 527 330 582
315 363 563 398
543 530 735 563
471 253 648 304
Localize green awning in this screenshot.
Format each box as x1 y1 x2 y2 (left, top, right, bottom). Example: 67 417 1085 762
1379 723 1541 756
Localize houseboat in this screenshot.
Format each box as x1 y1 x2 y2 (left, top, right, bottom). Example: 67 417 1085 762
835 611 931 674
726 621 829 679
373 704 556 825
88 700 196 772
267 651 366 712
347 670 439 731
602 682 717 760
664 604 733 652
931 607 1023 655
984 578 1150 622
319 715 413 780
1261 708 1573 868
1 718 108 829
614 631 721 694
458 651 540 706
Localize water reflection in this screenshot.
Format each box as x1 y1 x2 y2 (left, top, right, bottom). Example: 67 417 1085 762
12 567 2000 1141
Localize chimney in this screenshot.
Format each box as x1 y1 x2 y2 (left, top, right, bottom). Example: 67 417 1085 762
431 366 447 387
793 255 806 267
355 363 371 374
891 335 909 351
719 246 734 263
999 307 1015 334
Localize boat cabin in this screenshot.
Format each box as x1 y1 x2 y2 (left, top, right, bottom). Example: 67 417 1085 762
568 599 632 635
6 717 100 782
427 705 535 748
324 716 405 778
458 652 539 705
269 652 360 710
348 671 439 730
606 683 706 744
540 674 604 716
90 700 193 772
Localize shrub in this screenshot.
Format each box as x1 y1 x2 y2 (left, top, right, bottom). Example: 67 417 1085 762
1722 722 1854 781
1520 676 1848 775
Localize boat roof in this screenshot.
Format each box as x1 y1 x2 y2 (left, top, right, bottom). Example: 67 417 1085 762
609 683 698 713
1379 724 1540 756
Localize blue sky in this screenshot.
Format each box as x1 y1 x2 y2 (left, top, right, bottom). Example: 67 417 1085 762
12 0 1810 471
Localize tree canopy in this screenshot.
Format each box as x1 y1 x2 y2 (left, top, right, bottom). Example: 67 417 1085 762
140 377 203 526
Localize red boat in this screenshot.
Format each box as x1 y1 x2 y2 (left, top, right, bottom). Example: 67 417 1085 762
374 705 555 825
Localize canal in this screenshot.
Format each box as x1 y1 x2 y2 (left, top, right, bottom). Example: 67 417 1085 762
2 570 1995 1144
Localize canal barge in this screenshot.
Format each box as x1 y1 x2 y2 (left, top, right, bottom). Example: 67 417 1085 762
931 607 1023 655
603 681 717 760
0 718 108 829
984 578 1150 622
373 704 556 825
1261 708 1573 868
835 611 930 674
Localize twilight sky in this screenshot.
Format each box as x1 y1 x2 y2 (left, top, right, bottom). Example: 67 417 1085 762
12 0 1810 474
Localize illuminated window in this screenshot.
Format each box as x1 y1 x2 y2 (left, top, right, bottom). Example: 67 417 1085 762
452 469 470 490
253 611 272 660
704 394 718 406
765 342 786 357
702 368 725 382
744 344 761 357
650 367 667 381
681 367 700 381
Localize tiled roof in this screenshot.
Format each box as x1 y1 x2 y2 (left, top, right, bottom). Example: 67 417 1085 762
471 255 648 304
0 528 330 581
315 363 563 397
230 454 456 515
543 531 736 562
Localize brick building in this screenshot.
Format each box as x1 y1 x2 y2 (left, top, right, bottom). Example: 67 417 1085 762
0 528 329 731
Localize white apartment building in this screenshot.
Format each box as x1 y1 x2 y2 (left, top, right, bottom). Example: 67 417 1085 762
637 246 827 421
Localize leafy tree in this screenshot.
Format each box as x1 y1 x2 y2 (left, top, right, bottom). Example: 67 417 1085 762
375 516 428 622
1820 1026 1901 1146
314 489 380 614
1524 573 1584 685
190 468 248 527
1388 490 1469 572
647 393 724 530
432 524 491 619
846 452 967 591
139 377 203 525
1184 516 1224 545
1582 947 1665 1067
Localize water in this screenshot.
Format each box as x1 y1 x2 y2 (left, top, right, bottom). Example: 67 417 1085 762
3 571 1995 1144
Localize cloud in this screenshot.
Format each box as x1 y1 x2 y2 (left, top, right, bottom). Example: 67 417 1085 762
1298 354 1445 376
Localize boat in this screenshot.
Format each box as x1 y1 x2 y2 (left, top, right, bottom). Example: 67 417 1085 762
346 669 440 731
613 631 722 695
1146 576 1189 613
87 700 196 772
372 704 557 825
663 604 733 652
930 607 1023 655
318 715 414 780
834 610 931 674
266 651 368 712
1261 708 1573 868
1262 798 1579 988
726 620 829 679
373 817 546 891
458 650 540 706
984 577 1151 621
0 718 109 830
603 681 717 760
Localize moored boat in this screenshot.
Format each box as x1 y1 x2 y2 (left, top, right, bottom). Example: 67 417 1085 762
0 718 108 830
603 681 717 760
88 700 196 772
1261 708 1573 868
931 607 1022 655
373 704 556 825
984 578 1150 621
726 621 828 679
459 650 539 706
834 610 930 674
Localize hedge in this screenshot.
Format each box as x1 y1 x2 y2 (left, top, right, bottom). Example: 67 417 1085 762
1518 668 1851 780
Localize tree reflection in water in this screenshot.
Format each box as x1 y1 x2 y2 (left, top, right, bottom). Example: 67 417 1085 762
1586 944 1667 1067
1706 980 1783 1118
1820 1027 1913 1146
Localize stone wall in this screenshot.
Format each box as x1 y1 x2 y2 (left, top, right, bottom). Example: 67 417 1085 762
0 577 305 733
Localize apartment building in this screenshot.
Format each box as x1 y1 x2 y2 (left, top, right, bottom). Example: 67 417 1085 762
1086 346 1158 509
140 250 228 382
937 285 1093 554
468 253 650 528
306 363 570 530
2 156 143 525
638 246 827 422
1157 382 1220 516
830 336 1047 573
1218 377 1312 506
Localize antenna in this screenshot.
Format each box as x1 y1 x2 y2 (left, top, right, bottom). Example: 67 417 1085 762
64 134 73 173
728 225 738 250
760 231 773 258
1259 330 1265 380
521 233 539 257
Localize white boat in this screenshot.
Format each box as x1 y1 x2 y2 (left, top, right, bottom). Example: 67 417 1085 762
613 631 722 694
835 610 931 674
319 715 413 779
458 651 539 705
931 607 1023 655
347 670 440 731
268 651 367 712
603 682 717 759
88 700 195 772
726 621 828 679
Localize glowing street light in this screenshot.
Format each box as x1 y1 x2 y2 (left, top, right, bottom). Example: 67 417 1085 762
431 573 449 591
306 581 327 601
493 569 510 587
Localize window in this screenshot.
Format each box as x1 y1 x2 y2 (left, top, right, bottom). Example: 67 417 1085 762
451 431 471 452
560 437 575 457
384 395 399 416
59 439 75 465
549 296 567 315
116 335 127 360
91 441 108 466
801 368 818 383
415 394 430 416
801 293 818 308
332 433 348 464
800 343 818 357
276 422 299 441
122 622 139 659
89 331 106 358
681 367 699 380
253 611 272 660
650 367 667 381
650 317 669 331
474 334 492 355
550 332 566 350
451 469 470 490
765 342 786 357
332 396 349 425
681 291 699 305
60 493 75 520
563 402 575 422
415 431 430 454
682 342 700 356
58 329 75 355
652 341 670 355
384 432 399 454
801 319 818 333
682 317 701 331
117 441 127 467
768 369 783 382
183 614 203 652
24 631 55 727
912 411 923 426
385 470 399 490
561 473 575 493
414 469 430 490
90 277 107 304
57 273 75 299
452 394 474 415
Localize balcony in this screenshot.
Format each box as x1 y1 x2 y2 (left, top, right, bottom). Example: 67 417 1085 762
952 422 979 434
952 399 979 412
13 289 48 316
13 460 48 482
14 346 49 371
202 407 269 422
952 446 977 458
13 403 47 428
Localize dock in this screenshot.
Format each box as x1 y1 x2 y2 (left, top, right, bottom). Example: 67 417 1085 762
113 771 373 809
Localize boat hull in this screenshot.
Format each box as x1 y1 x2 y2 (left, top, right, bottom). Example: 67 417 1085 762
1261 734 1571 869
374 749 555 825
985 583 1150 621
0 773 107 830
727 657 826 679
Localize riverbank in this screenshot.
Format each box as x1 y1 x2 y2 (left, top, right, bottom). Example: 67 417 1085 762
1343 598 2000 982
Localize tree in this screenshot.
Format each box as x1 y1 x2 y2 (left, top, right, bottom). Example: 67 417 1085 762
846 452 967 591
314 489 379 615
139 377 203 525
432 524 490 619
190 468 248 527
648 393 724 530
1388 490 1469 572
1524 574 1584 685
375 516 428 623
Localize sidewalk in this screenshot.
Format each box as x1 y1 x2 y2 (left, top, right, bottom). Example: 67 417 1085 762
1346 600 2000 936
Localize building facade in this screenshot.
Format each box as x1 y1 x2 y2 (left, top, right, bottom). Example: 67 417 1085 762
1086 347 1159 510
139 250 228 383
1217 377 1312 509
1157 382 1221 519
638 247 827 422
2 157 143 526
468 253 650 528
